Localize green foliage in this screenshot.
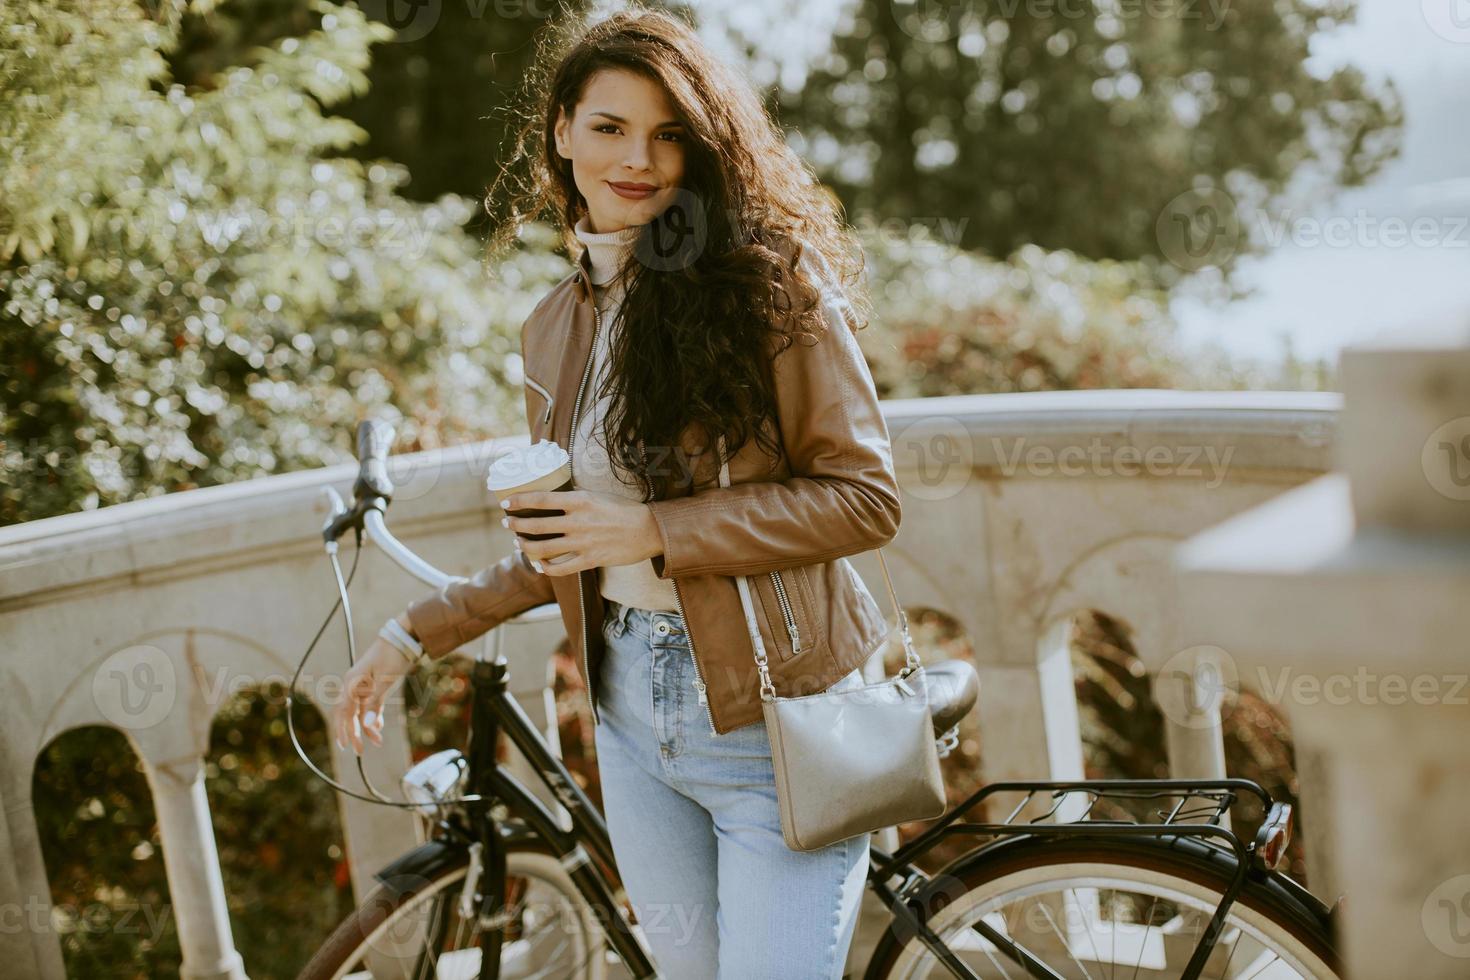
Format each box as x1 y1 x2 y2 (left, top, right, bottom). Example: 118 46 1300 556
31 728 180 980
856 231 1333 393
32 690 347 980
0 0 562 526
776 0 1403 274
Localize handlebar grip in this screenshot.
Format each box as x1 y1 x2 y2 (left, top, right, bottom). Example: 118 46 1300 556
355 419 397 502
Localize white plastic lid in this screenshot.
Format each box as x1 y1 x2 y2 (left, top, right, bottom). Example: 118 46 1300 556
485 438 569 493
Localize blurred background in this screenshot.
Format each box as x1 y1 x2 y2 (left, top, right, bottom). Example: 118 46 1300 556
1 0 1461 975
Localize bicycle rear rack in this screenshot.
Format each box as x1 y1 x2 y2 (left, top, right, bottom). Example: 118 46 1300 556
873 777 1279 884
867 778 1306 980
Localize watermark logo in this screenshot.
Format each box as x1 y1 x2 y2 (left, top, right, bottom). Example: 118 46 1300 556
1422 0 1470 44
892 415 974 501
1157 188 1242 272
1159 188 1470 271
1154 644 1239 729
990 436 1235 487
1423 875 1470 957
92 645 176 730
631 188 709 273
356 0 442 42
1423 416 1470 501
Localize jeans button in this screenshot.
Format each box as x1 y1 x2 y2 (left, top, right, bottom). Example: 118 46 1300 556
655 621 669 636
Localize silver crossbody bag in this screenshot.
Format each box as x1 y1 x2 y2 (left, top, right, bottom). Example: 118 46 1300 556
718 444 948 851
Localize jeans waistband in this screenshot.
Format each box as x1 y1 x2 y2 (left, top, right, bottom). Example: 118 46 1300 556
605 598 684 638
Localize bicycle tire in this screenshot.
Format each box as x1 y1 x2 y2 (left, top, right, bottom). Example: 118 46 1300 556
297 841 609 980
863 834 1340 980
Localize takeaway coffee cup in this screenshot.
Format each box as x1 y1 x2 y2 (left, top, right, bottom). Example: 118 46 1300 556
486 439 575 564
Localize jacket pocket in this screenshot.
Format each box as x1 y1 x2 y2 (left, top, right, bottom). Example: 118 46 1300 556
753 566 826 663
524 373 555 428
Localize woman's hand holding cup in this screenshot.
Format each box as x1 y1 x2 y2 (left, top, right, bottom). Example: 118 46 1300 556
488 439 663 576
501 488 662 575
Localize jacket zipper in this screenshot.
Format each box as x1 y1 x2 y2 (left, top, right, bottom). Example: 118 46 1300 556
569 299 602 726
639 439 720 736
768 571 802 656
523 375 554 426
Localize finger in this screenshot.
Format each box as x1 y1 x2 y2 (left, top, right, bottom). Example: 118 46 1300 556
508 514 568 538
334 675 362 751
519 534 572 561
503 490 581 512
364 681 392 746
541 551 583 576
346 682 369 755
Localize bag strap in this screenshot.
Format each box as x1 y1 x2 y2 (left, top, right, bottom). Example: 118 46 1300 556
717 436 920 702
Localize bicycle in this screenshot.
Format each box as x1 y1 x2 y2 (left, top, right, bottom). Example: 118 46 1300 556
293 420 1343 980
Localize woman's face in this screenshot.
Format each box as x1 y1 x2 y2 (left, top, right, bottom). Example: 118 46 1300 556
554 68 687 233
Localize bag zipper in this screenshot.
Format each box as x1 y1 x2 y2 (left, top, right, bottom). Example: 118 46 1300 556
768 570 802 656
568 300 602 726
523 375 554 426
639 439 720 736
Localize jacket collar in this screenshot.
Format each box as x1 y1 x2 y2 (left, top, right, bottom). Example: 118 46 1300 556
573 245 595 304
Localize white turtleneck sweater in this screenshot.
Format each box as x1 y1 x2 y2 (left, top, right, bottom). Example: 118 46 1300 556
569 214 681 613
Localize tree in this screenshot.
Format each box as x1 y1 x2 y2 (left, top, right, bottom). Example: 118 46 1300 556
771 0 1403 278
0 0 562 526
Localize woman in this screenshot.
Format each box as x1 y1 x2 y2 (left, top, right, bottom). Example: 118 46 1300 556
333 8 902 978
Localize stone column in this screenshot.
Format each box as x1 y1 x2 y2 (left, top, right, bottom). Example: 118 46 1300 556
144 758 249 980
1175 321 1470 975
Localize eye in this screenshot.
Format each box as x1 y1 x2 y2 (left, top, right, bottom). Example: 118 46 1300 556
659 131 684 142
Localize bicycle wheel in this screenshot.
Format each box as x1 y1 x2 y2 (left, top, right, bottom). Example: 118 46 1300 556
865 836 1340 980
298 842 609 980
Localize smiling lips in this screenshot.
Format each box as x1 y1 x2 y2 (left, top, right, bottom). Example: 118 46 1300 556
608 181 659 199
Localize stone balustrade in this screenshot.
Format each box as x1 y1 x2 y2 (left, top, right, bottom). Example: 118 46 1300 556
0 388 1340 978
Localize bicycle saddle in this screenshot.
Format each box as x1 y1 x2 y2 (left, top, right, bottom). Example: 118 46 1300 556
918 660 980 735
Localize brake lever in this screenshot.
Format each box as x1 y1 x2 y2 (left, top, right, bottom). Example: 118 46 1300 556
319 485 349 553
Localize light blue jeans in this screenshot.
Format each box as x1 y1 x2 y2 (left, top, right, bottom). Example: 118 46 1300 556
593 598 870 980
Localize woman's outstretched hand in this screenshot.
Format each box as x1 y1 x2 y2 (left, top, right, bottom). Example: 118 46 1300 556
333 624 416 755
501 489 663 576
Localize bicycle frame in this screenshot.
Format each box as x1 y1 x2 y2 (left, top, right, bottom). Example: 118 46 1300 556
860 778 1316 980
388 648 661 980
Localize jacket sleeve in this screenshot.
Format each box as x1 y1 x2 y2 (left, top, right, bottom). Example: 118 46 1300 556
404 527 558 659
646 252 901 579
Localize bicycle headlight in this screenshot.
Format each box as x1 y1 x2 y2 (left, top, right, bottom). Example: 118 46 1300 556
401 749 468 814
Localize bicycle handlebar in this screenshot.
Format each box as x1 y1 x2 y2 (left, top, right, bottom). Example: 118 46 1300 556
355 418 397 503
329 419 552 624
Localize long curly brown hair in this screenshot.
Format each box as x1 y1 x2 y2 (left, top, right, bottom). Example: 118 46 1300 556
481 4 873 502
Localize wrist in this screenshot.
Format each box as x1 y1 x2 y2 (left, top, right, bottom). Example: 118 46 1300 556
381 616 426 669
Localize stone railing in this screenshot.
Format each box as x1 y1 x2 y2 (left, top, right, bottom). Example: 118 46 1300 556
1175 323 1470 977
0 388 1339 979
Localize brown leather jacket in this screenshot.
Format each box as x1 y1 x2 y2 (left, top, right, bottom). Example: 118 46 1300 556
405 240 901 734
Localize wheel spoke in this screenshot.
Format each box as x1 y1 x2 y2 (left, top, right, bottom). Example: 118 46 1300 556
414 895 448 980
1129 894 1160 980
1038 899 1096 980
